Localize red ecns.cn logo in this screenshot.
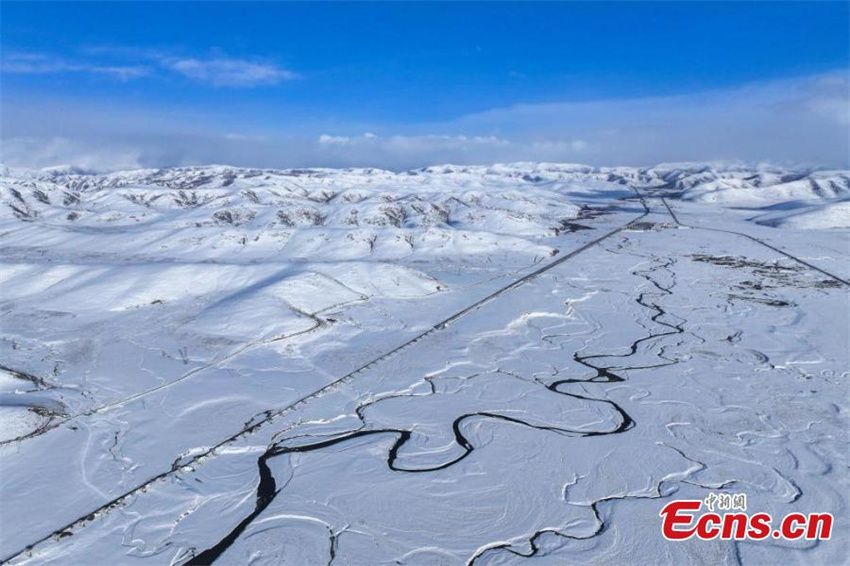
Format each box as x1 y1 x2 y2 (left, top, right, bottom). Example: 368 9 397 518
659 499 833 541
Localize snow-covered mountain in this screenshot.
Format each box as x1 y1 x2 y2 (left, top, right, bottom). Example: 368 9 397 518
2 163 849 241
1 161 848 566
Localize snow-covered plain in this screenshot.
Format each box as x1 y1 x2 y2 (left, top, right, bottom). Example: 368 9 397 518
0 162 848 565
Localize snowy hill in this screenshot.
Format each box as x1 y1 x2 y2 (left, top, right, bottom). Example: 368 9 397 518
2 163 848 239
1 161 848 566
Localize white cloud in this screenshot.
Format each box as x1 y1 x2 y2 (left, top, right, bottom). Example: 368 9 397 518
798 74 850 125
1 71 848 170
1 52 149 81
318 134 351 145
1 51 297 88
441 71 850 167
0 137 145 171
307 133 589 169
162 58 296 87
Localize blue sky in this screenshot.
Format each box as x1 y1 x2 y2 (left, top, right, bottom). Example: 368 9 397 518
1 1 848 170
